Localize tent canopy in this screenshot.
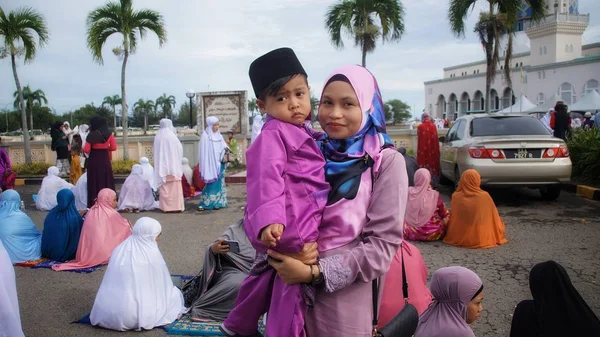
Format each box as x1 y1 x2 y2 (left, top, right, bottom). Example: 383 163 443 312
568 90 600 112
498 95 537 113
526 93 562 113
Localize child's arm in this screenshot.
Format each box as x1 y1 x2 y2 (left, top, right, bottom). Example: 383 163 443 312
245 129 288 251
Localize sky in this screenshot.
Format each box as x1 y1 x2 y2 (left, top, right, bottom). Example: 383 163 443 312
1 0 599 119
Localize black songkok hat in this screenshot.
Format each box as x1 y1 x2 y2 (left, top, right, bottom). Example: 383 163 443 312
249 47 307 98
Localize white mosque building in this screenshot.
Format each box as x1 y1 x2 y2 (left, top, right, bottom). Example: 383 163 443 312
424 0 600 120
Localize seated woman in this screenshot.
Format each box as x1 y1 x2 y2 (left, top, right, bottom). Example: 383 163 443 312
414 266 484 337
35 166 74 211
443 169 508 248
404 168 450 241
89 217 186 331
510 260 600 337
52 189 131 271
72 172 88 211
0 190 42 263
379 241 432 326
117 164 157 213
0 240 25 337
139 157 157 192
41 189 83 262
182 219 255 322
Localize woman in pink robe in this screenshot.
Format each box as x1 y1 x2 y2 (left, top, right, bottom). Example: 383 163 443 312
53 189 131 271
379 241 432 326
266 65 409 336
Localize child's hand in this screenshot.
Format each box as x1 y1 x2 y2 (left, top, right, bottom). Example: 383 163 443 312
261 223 284 247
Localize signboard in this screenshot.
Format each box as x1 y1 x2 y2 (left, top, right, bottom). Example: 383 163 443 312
196 91 248 135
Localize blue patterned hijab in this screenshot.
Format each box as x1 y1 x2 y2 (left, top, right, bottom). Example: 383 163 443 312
315 65 394 204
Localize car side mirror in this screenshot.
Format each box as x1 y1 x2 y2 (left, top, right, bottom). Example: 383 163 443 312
438 136 446 143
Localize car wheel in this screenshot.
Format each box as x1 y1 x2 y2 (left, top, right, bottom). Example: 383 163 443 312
540 185 561 201
439 171 453 185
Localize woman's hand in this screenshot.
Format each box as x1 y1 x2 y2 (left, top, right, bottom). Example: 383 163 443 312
267 250 313 284
288 242 319 265
211 239 230 254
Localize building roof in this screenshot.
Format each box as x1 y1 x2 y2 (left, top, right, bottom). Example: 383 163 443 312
442 42 599 71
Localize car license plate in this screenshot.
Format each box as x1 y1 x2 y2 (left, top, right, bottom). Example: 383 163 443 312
503 149 542 159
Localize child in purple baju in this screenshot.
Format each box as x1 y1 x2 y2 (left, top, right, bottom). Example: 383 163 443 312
221 48 329 337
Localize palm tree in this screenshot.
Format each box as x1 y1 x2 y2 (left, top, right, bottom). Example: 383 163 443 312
155 93 176 118
0 6 49 164
325 0 405 67
13 85 47 133
86 0 166 160
102 94 121 128
449 0 546 113
134 98 154 134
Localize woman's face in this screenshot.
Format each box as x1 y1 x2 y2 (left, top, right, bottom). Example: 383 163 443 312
318 81 363 139
212 123 220 132
466 291 484 324
112 196 117 209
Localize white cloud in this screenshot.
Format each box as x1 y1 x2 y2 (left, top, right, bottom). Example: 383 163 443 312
0 0 598 120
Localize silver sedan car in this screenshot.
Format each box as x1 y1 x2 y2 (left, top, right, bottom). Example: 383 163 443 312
439 113 572 200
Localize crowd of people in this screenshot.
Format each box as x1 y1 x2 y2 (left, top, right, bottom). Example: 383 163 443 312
1 48 599 337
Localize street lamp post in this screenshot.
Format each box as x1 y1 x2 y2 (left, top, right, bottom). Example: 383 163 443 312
185 90 196 130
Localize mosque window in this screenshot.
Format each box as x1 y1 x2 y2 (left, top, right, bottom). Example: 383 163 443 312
584 80 599 95
557 82 575 105
537 93 545 105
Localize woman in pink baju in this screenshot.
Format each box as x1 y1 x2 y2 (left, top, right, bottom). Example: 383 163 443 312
379 241 432 326
266 64 409 337
403 168 450 241
52 189 131 271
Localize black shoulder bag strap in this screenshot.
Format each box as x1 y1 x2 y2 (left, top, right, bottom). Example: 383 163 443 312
372 243 408 333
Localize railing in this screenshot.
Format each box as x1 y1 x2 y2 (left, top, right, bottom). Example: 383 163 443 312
524 13 589 30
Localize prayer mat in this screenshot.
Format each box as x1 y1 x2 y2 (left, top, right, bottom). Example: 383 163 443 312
164 314 266 336
14 258 48 267
32 259 103 273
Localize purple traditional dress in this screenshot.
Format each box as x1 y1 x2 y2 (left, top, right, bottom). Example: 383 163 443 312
306 65 408 337
223 118 329 337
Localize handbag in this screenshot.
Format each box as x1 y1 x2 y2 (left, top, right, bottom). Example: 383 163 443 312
372 243 419 337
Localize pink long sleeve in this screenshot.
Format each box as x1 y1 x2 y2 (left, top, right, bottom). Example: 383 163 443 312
319 150 408 292
245 129 288 247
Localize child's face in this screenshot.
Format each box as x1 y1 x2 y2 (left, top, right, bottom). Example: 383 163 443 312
258 76 310 125
318 80 363 139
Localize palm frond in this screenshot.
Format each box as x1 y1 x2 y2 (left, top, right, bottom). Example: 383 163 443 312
325 1 356 49
86 2 122 64
526 0 548 22
131 9 166 46
372 0 405 42
448 0 477 37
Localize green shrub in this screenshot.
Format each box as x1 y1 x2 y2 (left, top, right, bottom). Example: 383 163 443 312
567 128 600 182
111 160 139 174
12 162 52 175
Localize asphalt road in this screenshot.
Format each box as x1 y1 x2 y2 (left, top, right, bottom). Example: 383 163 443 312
10 183 600 337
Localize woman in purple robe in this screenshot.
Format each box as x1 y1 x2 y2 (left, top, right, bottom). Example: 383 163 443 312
266 64 409 336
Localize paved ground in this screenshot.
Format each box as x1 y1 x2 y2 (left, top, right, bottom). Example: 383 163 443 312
11 183 600 337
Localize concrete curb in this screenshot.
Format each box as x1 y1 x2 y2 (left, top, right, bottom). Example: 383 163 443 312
562 182 600 201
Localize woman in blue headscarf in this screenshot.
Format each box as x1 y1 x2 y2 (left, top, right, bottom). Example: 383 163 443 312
0 190 42 263
41 189 84 262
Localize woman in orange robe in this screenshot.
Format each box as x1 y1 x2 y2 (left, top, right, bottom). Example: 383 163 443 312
443 169 508 248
